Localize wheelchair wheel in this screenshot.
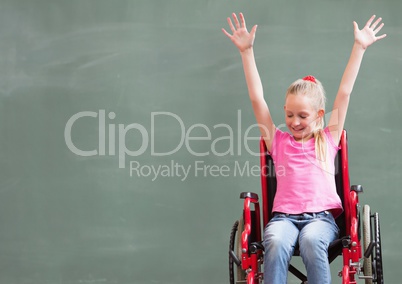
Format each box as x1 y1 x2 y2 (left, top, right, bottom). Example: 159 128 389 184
363 205 384 284
373 212 384 283
229 217 246 284
363 205 373 284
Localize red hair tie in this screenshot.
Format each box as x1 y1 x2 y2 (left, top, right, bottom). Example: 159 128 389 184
303 75 317 84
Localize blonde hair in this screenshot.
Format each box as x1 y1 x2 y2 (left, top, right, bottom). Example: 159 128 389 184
286 77 327 165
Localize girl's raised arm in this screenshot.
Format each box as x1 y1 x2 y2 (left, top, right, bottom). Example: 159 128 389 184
328 15 386 144
222 13 276 152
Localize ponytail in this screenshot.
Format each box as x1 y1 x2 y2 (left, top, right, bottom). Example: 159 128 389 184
314 116 327 170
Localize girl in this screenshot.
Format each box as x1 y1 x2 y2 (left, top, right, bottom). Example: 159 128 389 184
222 13 386 284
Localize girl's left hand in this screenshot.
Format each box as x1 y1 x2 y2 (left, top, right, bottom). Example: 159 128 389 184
354 15 387 49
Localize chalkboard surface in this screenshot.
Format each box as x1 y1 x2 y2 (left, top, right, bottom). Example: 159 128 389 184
0 0 401 283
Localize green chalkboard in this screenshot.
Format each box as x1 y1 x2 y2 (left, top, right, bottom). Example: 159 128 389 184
0 0 401 283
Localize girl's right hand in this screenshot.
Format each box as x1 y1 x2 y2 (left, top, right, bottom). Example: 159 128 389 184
222 13 258 53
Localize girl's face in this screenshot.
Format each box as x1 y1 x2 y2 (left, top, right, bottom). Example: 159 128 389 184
284 94 324 142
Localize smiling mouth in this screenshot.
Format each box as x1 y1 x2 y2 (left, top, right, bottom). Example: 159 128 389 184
292 128 304 133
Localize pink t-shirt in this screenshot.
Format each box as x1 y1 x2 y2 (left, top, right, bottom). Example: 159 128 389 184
269 127 343 218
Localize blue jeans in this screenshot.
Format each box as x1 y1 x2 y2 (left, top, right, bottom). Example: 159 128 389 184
263 211 339 284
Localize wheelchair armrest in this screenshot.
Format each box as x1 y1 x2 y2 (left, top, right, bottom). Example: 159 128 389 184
240 192 259 200
351 185 363 193
239 192 262 262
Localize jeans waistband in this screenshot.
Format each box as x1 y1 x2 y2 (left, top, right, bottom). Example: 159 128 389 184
274 210 331 218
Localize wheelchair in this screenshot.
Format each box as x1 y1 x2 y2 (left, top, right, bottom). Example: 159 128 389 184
229 130 384 284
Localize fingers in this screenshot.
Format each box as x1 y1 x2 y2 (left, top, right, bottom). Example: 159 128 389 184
239 12 247 29
374 22 384 34
221 28 232 38
376 33 387 40
353 21 359 32
369 16 386 40
224 12 247 33
250 25 258 37
364 15 376 28
227 16 236 34
364 15 385 32
232 13 241 30
222 13 245 39
359 15 387 41
371 17 382 30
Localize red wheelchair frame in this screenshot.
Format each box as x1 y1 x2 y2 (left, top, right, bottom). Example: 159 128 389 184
229 130 383 284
